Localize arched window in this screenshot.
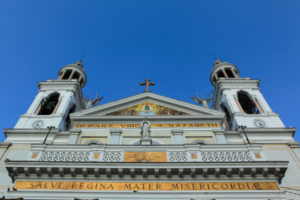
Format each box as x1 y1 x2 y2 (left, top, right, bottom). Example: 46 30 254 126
38 93 60 115
84 139 103 145
190 139 211 145
237 91 261 114
65 104 76 130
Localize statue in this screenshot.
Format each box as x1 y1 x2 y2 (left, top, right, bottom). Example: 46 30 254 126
82 94 103 109
191 91 213 108
140 117 151 139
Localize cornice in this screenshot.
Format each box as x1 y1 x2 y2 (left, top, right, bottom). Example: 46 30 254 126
38 80 81 89
217 78 260 88
71 115 225 122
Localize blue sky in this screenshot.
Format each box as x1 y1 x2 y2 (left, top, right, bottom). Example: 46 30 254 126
0 1 299 143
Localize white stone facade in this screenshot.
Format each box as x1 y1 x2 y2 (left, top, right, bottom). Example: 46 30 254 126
0 60 299 199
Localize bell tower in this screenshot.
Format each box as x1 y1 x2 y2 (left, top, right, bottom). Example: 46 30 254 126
14 61 87 130
211 59 285 130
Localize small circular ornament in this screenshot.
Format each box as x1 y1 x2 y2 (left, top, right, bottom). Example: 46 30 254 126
253 119 266 128
32 120 44 129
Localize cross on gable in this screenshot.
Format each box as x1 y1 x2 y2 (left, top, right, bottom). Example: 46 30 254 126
140 79 155 92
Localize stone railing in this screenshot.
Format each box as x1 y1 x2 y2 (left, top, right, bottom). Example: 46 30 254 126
27 144 262 163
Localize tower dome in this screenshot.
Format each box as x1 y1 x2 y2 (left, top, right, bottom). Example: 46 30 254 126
57 61 87 88
210 59 240 86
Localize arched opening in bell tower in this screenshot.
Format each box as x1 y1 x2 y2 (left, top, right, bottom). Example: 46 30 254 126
237 91 262 114
38 93 60 115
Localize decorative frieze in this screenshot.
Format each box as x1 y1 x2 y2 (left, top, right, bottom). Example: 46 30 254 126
169 152 188 162
103 152 122 162
40 152 90 162
201 151 252 162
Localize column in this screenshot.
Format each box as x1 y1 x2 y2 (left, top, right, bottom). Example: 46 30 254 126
224 118 230 130
231 69 238 78
58 71 66 80
234 97 244 113
214 132 227 144
68 70 75 80
34 98 47 114
215 74 219 80
68 130 81 144
172 129 184 144
34 104 42 115
253 98 264 114
110 128 122 144
222 69 229 78
52 97 63 114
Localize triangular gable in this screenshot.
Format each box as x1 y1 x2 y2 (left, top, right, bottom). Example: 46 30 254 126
104 102 190 116
71 92 224 117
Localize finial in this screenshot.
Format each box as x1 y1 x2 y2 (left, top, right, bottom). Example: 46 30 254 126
80 52 86 62
212 51 217 60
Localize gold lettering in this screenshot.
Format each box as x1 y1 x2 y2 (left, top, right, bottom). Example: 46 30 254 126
252 183 261 190
172 184 178 190
51 183 58 188
141 183 146 189
74 123 220 128
107 184 114 189
221 184 228 189
125 184 131 190
79 183 84 189
185 184 190 189
100 184 105 189
238 183 245 189
132 184 139 190
87 183 93 189
149 184 154 190
199 184 206 190
14 181 280 191
156 184 161 190
212 183 218 190
230 183 236 189
192 184 197 190
72 182 77 189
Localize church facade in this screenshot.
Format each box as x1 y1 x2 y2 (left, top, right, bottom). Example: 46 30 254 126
0 60 299 200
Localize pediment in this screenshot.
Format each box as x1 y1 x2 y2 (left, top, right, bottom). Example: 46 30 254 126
104 102 190 116
71 92 224 117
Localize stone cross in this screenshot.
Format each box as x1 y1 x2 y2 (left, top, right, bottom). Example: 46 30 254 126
140 79 155 92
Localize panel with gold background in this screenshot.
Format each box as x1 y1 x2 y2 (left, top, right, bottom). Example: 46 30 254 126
104 102 190 116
